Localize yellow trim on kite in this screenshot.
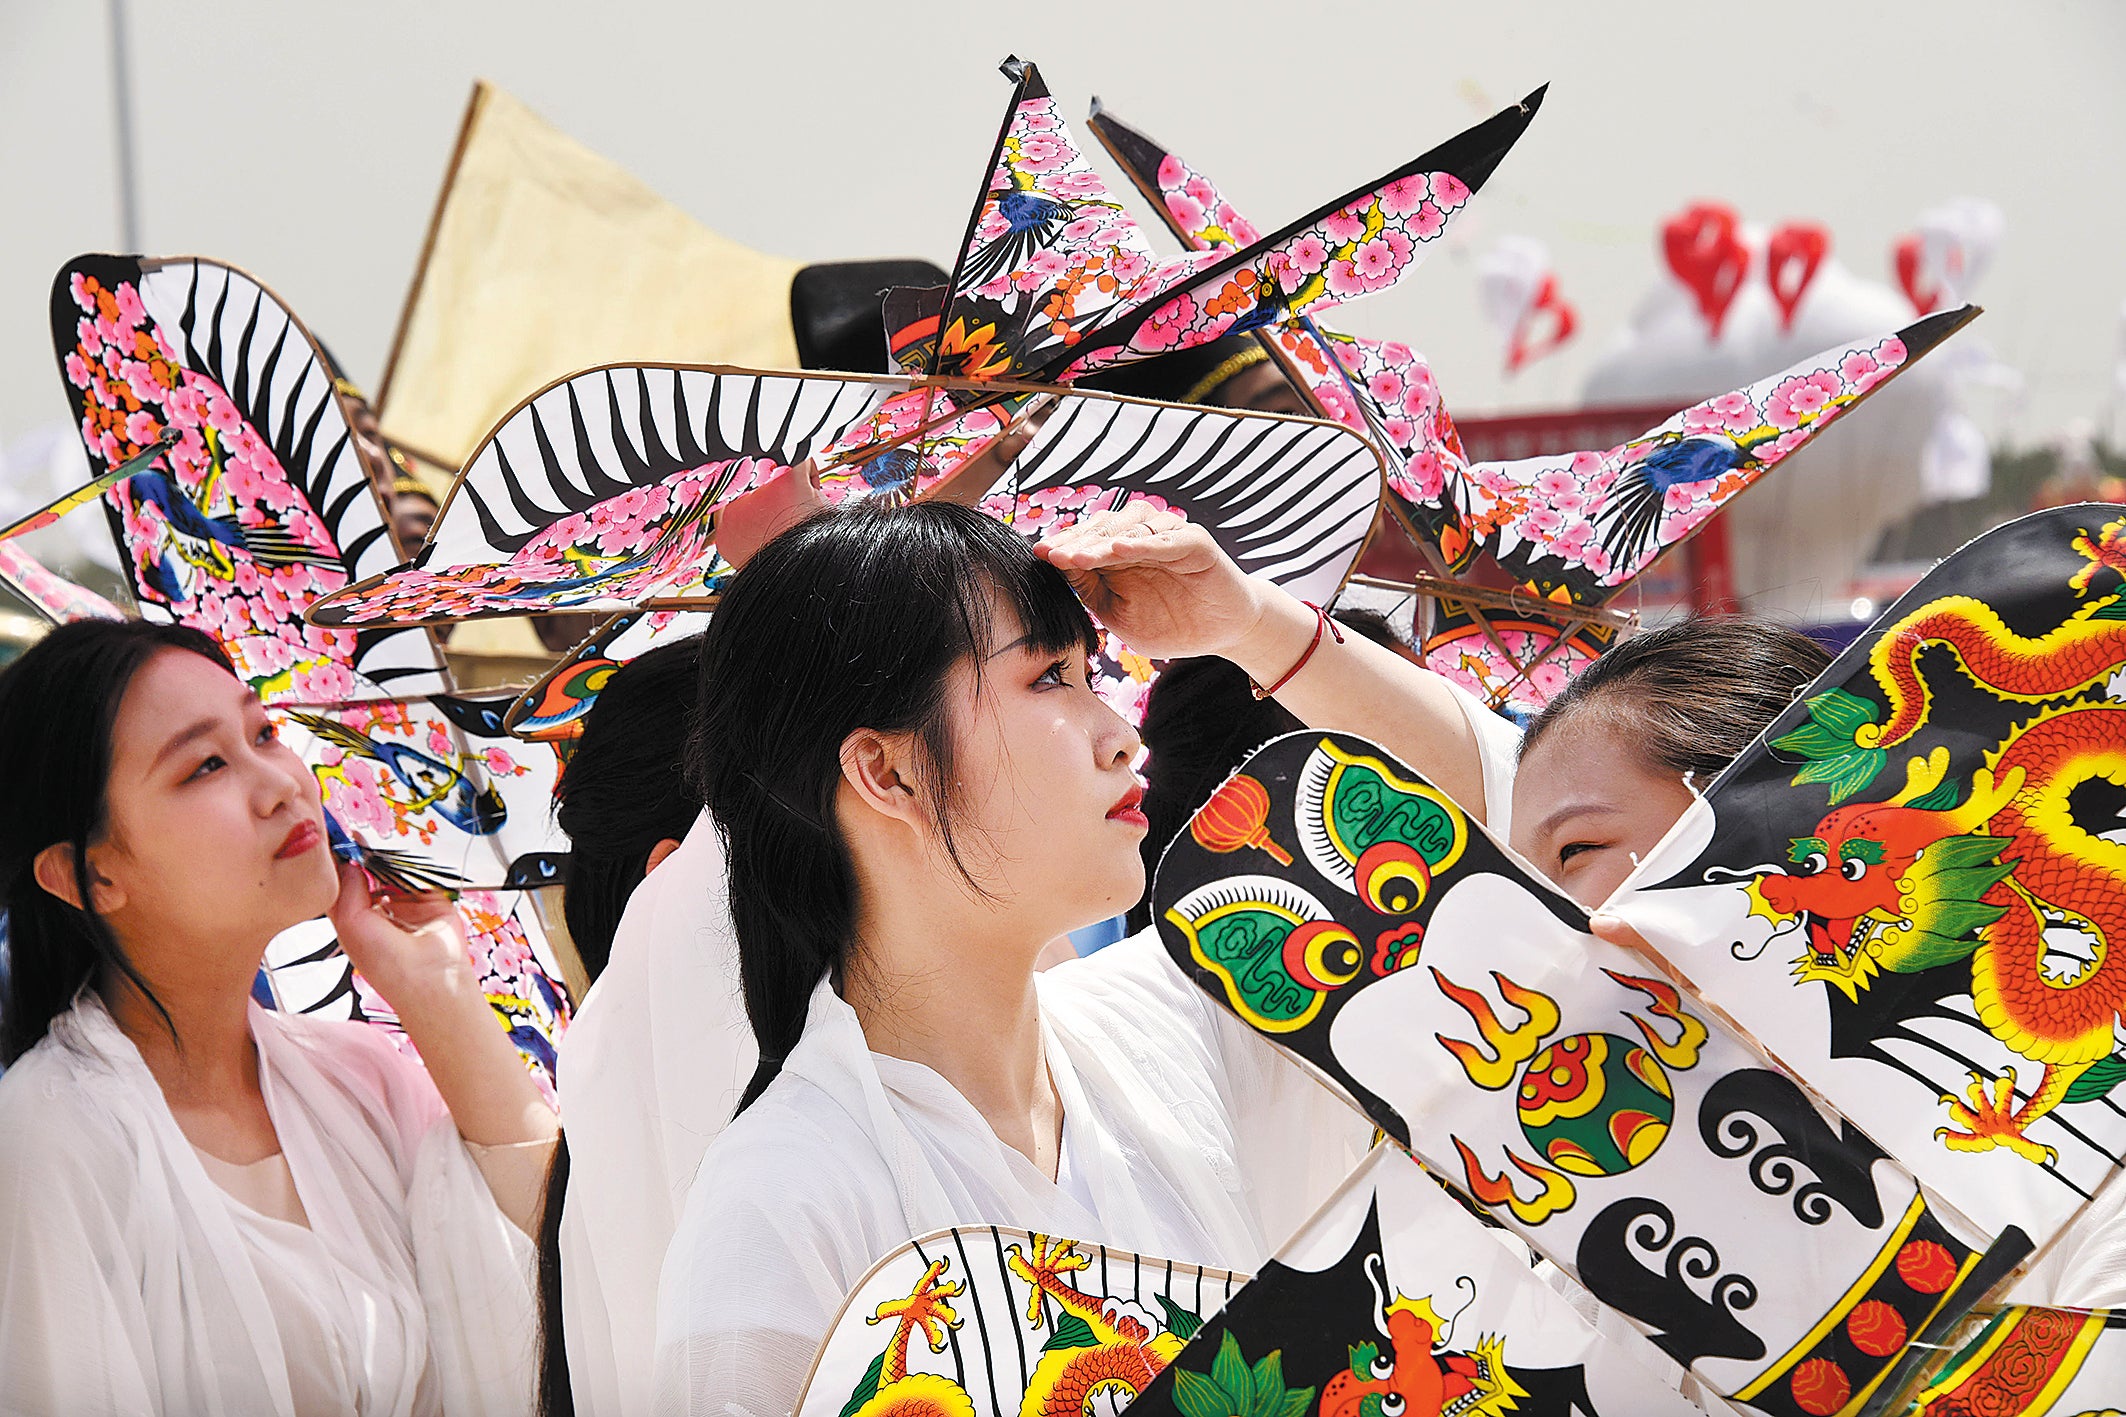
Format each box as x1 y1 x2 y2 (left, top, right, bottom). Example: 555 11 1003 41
1316 738 1469 880
1165 901 1326 1034
1731 1192 1937 1404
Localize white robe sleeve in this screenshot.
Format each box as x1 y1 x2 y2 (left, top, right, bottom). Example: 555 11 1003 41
652 1096 901 1417
560 811 755 1417
1444 675 1524 839
1062 931 1372 1248
293 1017 541 1416
0 1062 164 1416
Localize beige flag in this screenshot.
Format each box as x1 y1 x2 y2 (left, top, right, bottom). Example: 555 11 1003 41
376 81 801 474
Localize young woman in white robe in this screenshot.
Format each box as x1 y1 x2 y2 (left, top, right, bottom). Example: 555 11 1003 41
539 632 752 1417
0 619 559 1416
648 500 1520 1416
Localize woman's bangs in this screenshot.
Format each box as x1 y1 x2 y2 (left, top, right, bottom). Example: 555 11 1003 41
969 528 1098 661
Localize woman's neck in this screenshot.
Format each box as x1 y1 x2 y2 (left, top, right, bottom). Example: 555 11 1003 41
843 908 1062 1178
99 933 264 1105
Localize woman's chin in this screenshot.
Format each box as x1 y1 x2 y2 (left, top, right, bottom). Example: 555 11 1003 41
275 853 346 927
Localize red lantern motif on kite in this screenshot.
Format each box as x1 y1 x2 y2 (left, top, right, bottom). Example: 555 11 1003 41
1191 773 1294 865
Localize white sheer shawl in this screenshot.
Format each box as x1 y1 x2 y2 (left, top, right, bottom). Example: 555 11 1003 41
650 931 1371 1417
0 991 535 1417
558 812 756 1416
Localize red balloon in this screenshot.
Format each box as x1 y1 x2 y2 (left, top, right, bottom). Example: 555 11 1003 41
1506 273 1578 373
1765 223 1829 332
1662 202 1749 339
1893 233 1941 315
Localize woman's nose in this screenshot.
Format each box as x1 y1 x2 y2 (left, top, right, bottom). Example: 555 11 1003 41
1098 699 1142 767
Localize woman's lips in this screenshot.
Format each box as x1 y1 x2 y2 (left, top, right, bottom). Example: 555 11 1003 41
1107 781 1148 828
275 819 323 860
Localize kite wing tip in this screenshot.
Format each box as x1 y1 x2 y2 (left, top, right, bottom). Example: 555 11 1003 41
1903 302 1985 358
1520 82 1550 114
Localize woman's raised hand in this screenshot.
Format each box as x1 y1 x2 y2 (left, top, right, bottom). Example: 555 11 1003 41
327 860 476 1009
327 860 557 1146
1034 503 1270 661
714 458 827 570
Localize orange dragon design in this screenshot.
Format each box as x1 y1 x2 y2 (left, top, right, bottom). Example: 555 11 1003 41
1319 1277 1528 1417
845 1259 977 1417
834 1236 1196 1417
1007 1236 1188 1415
1753 516 2126 1163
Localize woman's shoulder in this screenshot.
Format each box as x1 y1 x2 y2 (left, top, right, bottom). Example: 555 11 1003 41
1040 928 1218 1050
0 1036 137 1186
667 1071 904 1297
685 1070 896 1213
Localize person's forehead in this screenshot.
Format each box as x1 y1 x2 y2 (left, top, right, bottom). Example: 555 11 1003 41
1513 713 1666 821
118 650 249 729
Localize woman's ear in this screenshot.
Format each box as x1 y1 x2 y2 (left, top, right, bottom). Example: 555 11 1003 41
32 841 126 914
838 728 924 828
644 837 684 874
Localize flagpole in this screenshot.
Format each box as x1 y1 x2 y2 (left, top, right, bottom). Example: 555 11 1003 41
108 0 141 249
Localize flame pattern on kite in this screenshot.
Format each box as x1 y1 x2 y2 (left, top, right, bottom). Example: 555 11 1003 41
1151 729 2031 1409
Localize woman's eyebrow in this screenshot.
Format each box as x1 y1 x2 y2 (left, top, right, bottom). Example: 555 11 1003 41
149 718 222 771
985 633 1053 661
1530 800 1626 843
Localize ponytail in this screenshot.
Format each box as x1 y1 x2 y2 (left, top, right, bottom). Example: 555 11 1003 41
720 784 847 1111
535 1136 574 1416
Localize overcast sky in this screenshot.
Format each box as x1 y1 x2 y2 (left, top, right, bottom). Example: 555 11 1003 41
3 0 2122 457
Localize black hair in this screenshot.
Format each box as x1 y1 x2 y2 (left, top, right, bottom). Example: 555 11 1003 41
688 500 1095 1112
536 637 704 1417
1125 609 1405 932
552 635 703 982
1128 658 1301 935
535 1135 575 1417
0 618 236 1064
1078 333 1267 405
1518 614 1833 781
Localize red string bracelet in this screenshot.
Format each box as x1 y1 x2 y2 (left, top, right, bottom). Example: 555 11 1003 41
1250 602 1343 700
